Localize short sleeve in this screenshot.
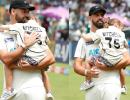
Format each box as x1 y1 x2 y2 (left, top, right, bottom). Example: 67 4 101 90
74 38 86 59
0 32 6 50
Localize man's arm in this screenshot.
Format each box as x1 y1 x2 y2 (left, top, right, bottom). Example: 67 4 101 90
73 58 86 76
0 32 39 66
37 48 55 69
96 52 130 71
0 47 26 66
11 48 55 70
73 57 100 78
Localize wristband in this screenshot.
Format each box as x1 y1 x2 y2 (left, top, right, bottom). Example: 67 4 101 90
84 69 88 76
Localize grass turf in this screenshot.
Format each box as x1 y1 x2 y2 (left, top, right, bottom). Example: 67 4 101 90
0 63 130 100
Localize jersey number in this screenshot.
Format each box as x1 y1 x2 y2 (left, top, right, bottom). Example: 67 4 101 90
105 37 120 49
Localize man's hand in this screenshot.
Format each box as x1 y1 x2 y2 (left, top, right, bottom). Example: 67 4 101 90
95 51 130 71
18 60 30 68
16 48 55 71
86 67 100 78
16 60 36 71
74 58 100 77
95 59 109 71
23 32 40 49
95 56 127 71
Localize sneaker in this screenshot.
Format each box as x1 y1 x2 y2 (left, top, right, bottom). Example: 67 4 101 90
0 88 17 100
46 93 54 100
80 80 95 91
121 86 127 95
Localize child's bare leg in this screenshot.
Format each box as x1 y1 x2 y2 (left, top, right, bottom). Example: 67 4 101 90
1 64 17 99
85 59 93 81
120 69 127 94
41 70 54 99
41 70 52 93
120 69 126 88
80 60 94 91
4 65 13 91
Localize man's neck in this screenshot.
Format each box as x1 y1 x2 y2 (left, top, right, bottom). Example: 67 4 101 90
90 24 97 32
10 16 17 24
10 20 16 24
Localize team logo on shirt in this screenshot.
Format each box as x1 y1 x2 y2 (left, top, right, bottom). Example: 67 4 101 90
4 38 14 43
89 48 99 56
4 38 16 51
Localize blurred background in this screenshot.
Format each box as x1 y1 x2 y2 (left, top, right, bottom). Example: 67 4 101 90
0 0 130 100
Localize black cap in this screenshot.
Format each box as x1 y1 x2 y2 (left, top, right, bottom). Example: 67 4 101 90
9 0 35 13
89 5 106 16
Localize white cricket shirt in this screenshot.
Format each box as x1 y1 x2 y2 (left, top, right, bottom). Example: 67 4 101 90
90 26 127 65
9 20 49 62
74 31 120 85
0 31 44 90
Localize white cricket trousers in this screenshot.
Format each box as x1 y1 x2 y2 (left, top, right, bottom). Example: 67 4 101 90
85 83 121 100
10 86 46 100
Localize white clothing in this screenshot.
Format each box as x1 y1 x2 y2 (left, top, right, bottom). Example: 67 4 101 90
85 83 121 100
10 86 46 100
0 31 46 100
74 31 121 100
74 36 120 85
89 26 127 65
8 20 49 62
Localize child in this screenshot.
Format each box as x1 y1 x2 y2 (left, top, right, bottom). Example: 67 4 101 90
42 71 54 100
0 18 54 100
80 18 128 91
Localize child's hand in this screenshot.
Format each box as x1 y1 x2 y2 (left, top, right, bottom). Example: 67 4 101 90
103 17 110 23
95 59 107 70
17 59 30 69
87 56 95 66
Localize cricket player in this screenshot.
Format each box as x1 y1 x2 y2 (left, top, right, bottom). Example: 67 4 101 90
0 0 55 100
79 18 129 93
74 5 130 100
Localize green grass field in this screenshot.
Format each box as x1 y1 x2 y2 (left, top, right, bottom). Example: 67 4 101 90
0 63 130 100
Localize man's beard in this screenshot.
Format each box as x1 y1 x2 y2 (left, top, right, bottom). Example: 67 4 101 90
92 19 104 29
15 14 29 23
